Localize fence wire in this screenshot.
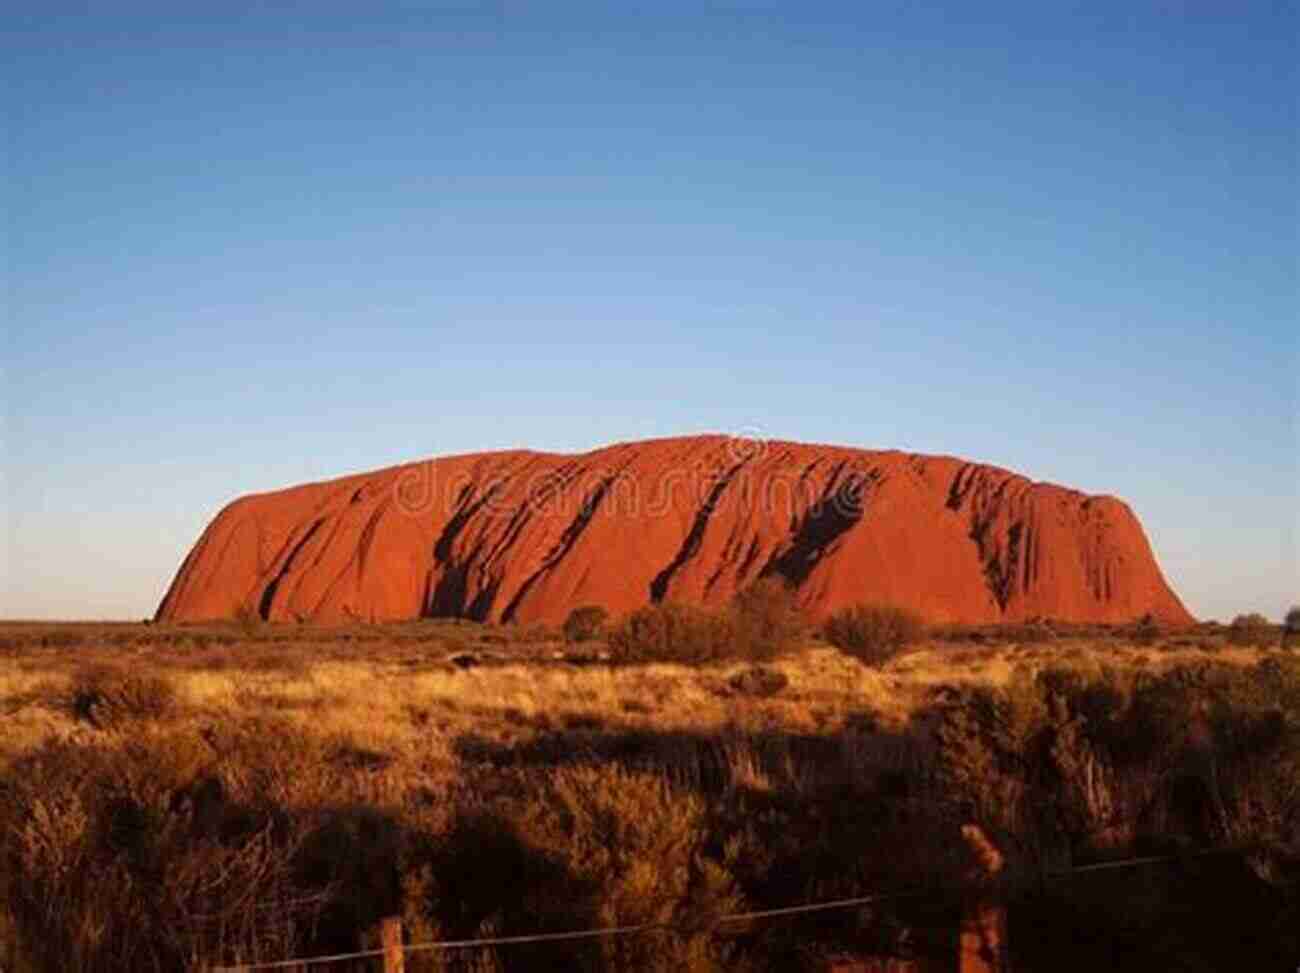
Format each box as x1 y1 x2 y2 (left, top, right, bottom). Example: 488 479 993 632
209 844 1250 971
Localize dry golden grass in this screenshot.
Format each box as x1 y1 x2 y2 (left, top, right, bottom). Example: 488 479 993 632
0 622 1273 772
1 620 1295 972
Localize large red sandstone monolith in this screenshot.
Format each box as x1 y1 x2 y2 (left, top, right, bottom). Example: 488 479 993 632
157 435 1192 627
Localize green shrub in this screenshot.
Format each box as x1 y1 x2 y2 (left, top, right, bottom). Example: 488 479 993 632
823 603 925 666
562 605 610 643
1227 612 1275 648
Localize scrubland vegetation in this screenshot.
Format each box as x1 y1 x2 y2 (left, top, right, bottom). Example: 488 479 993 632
1 603 1297 971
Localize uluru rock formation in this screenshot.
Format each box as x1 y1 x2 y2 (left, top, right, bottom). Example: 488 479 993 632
157 435 1193 627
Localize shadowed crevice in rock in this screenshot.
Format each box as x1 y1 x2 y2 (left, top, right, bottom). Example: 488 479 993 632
257 519 324 620
502 476 617 623
427 483 507 618
759 463 873 585
434 482 504 563
946 462 977 511
982 520 1025 612
762 470 872 587
649 458 753 603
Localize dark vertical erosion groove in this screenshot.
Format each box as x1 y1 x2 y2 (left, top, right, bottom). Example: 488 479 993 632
649 459 752 603
703 520 759 596
984 520 1023 611
428 483 505 618
501 476 615 622
946 463 975 511
311 496 398 617
355 501 389 579
257 519 324 620
761 468 872 586
1021 522 1037 592
962 473 1035 614
434 483 500 562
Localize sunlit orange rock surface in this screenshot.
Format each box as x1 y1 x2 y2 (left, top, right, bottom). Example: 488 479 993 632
157 435 1193 626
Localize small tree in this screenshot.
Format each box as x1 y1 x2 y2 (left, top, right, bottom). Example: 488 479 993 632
562 605 610 643
1283 606 1300 650
824 602 925 667
1227 612 1274 648
1285 606 1300 633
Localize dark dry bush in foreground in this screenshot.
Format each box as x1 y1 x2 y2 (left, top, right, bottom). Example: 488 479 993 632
823 603 925 665
68 664 176 728
402 767 748 972
2 659 1298 972
1 731 323 972
936 659 1300 865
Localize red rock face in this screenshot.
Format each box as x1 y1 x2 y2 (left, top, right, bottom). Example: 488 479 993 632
156 435 1193 626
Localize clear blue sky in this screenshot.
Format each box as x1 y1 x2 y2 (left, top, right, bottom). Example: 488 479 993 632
4 2 1296 621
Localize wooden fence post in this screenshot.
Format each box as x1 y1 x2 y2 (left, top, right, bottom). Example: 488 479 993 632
381 916 405 973
958 824 1008 973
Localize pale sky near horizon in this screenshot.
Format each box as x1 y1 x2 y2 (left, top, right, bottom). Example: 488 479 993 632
5 2 1297 621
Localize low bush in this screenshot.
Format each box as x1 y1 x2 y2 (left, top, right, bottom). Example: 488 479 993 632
1284 606 1300 650
823 603 925 666
0 734 328 972
69 666 175 728
517 767 745 971
1001 620 1057 644
607 602 735 664
518 621 561 644
234 602 263 635
933 658 1300 864
562 605 610 643
607 580 805 664
729 577 805 660
1130 613 1161 647
1227 612 1275 648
